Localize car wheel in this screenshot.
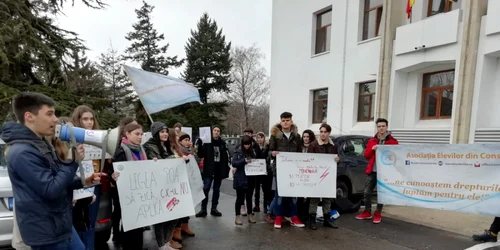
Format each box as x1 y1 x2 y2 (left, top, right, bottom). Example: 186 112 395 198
95 228 112 246
337 180 349 199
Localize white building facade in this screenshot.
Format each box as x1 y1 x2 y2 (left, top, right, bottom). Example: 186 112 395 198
269 0 500 144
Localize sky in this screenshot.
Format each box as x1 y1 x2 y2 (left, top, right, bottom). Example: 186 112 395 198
55 0 272 79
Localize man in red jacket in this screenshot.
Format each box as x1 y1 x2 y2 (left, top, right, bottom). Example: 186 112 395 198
355 118 398 224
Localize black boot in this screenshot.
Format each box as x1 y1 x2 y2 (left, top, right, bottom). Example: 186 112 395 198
195 209 207 217
323 214 338 228
309 214 317 230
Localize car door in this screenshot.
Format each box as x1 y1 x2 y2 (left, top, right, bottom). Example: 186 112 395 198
341 137 368 194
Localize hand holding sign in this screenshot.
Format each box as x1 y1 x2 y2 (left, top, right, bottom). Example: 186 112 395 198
199 127 211 144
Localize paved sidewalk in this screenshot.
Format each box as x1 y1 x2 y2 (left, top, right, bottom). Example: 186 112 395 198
382 206 492 237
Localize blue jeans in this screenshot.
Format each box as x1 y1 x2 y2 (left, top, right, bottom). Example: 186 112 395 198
85 186 100 250
32 227 85 250
201 176 222 210
274 180 298 217
267 190 278 215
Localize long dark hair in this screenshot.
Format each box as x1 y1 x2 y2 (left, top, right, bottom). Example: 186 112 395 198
240 135 255 158
153 128 182 157
302 129 316 144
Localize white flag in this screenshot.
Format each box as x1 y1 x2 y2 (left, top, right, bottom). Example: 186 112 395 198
123 65 202 114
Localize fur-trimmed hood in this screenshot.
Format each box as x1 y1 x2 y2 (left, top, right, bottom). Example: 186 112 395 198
271 123 298 139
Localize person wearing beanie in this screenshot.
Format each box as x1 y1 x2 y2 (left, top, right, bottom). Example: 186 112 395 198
143 122 186 250
176 132 196 237
195 126 230 217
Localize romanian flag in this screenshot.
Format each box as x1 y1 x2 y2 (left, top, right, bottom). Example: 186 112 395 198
406 0 415 19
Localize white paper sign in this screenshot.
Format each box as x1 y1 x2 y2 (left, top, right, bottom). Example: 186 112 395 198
84 145 112 160
73 161 95 200
245 159 267 176
199 127 212 144
142 132 152 145
186 155 205 205
181 127 192 141
114 159 196 232
276 152 337 198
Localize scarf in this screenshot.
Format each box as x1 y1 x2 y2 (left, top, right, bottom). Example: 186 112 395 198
180 145 192 156
121 138 147 161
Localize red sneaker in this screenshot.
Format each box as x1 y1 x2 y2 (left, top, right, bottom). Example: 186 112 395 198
373 211 382 224
290 216 305 228
355 211 373 220
274 216 283 229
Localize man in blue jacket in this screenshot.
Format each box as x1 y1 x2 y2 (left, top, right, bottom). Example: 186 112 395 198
1 92 98 250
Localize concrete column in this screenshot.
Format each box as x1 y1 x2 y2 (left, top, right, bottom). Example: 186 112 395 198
375 0 406 120
451 0 488 144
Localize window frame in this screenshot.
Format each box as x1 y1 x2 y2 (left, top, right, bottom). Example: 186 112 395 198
362 0 383 41
427 0 459 17
357 81 376 122
314 8 332 54
420 69 455 120
312 88 328 124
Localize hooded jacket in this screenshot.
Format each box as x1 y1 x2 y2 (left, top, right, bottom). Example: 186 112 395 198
1 122 82 247
268 123 301 176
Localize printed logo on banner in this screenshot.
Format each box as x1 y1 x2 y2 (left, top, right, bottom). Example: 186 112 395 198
380 150 396 166
405 160 410 165
438 161 443 166
474 162 481 168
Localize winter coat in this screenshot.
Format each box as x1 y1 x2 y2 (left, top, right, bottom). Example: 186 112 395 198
364 133 399 174
196 138 230 179
231 148 256 189
268 123 302 176
1 122 82 247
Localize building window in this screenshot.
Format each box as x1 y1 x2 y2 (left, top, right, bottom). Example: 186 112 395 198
362 0 383 41
358 81 376 122
421 70 455 119
428 0 461 17
312 89 328 123
314 9 332 54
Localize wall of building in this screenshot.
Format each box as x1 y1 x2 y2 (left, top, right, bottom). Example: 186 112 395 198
269 0 380 136
470 0 500 143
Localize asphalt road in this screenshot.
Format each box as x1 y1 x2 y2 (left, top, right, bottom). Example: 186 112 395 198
100 179 499 250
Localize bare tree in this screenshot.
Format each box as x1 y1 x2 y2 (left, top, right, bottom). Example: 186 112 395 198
227 44 270 128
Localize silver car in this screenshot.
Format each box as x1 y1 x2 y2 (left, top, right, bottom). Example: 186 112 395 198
0 139 13 247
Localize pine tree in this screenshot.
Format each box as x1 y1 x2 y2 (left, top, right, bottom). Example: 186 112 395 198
65 49 111 116
178 12 232 132
123 0 184 127
0 0 106 122
99 44 135 117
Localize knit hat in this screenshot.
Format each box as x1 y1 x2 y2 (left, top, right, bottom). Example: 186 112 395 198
150 122 168 136
178 133 190 142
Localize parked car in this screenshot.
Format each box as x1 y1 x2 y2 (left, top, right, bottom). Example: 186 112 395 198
331 135 375 200
223 137 240 157
0 139 13 248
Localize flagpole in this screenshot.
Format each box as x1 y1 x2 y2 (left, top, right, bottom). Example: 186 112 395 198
122 65 155 124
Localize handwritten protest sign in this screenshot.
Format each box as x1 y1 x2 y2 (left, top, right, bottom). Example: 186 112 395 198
73 161 95 200
114 159 196 231
377 144 500 216
83 144 112 160
276 152 337 198
245 159 267 176
186 155 205 205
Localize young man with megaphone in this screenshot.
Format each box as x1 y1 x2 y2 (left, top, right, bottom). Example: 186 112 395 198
1 92 103 250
